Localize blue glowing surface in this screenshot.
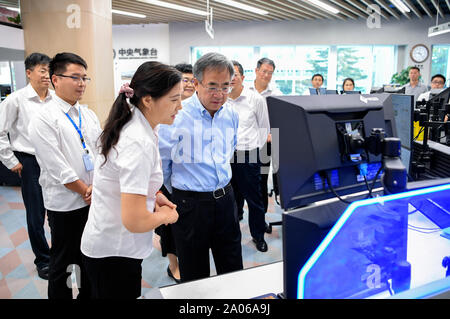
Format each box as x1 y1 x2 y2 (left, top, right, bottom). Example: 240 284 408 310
297 183 450 299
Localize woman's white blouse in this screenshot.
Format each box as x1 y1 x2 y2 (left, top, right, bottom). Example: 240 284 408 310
81 106 163 259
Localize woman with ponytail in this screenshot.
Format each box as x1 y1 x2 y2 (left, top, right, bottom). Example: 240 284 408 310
80 61 182 299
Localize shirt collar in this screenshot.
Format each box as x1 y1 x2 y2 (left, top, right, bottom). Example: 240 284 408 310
250 81 272 94
131 104 159 142
25 83 53 101
192 92 225 117
229 86 250 102
53 94 80 114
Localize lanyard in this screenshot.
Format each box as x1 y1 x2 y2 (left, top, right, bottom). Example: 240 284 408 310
64 108 88 152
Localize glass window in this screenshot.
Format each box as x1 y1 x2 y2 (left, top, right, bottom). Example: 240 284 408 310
190 45 397 95
431 45 450 87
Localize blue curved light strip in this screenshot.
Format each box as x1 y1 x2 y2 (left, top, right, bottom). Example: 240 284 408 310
297 182 450 299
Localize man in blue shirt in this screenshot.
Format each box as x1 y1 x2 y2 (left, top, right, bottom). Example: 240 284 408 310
159 52 243 282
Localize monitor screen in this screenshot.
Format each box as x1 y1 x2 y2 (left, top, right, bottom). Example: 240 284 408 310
267 93 397 210
341 90 361 95
391 94 414 174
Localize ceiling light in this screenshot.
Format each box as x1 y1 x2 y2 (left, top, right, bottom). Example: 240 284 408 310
137 0 207 16
308 0 340 15
214 0 269 15
112 9 146 18
428 21 450 37
390 0 410 13
5 7 20 12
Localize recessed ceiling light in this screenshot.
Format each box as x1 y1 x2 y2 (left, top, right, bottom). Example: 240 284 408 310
214 0 269 15
308 0 340 15
390 0 411 13
112 9 146 18
137 0 207 16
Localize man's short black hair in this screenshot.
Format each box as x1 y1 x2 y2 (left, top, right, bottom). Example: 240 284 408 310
49 52 88 84
431 74 446 84
256 57 276 71
24 53 51 71
311 73 324 81
174 63 193 74
231 60 244 77
409 66 420 73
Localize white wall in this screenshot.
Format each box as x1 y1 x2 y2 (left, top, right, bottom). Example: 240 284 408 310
169 16 450 83
0 24 24 51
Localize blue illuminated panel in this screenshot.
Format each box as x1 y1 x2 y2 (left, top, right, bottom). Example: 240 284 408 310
297 183 450 299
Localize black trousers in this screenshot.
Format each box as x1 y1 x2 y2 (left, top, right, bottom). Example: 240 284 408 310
47 206 91 299
231 149 266 240
259 142 271 213
154 185 177 257
82 255 143 299
14 152 49 269
171 185 243 283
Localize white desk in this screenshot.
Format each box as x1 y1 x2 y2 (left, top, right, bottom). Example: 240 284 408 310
152 261 283 299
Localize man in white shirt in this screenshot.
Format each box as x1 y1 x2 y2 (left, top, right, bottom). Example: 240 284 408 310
249 58 281 225
0 53 52 280
29 52 102 299
417 74 446 103
229 60 270 252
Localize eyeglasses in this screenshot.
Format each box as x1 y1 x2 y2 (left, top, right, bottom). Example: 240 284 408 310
431 81 445 85
182 78 195 85
199 82 232 95
56 74 91 84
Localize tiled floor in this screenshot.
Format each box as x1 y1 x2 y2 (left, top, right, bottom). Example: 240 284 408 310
0 186 283 299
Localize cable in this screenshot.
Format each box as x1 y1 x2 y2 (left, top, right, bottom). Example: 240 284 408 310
413 127 424 141
324 171 353 204
367 165 383 198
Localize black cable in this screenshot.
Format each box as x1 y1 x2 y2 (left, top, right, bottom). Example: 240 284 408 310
413 127 425 141
324 172 353 204
367 165 383 198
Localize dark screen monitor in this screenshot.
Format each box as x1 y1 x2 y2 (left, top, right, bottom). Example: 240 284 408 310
391 94 414 174
0 85 11 101
266 93 398 210
341 90 361 95
326 90 338 95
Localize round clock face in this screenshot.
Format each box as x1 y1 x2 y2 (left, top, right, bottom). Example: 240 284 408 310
411 45 429 63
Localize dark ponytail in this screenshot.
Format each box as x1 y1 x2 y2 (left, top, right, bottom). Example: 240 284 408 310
99 61 181 165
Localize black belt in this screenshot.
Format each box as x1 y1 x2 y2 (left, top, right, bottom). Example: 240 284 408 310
172 182 232 200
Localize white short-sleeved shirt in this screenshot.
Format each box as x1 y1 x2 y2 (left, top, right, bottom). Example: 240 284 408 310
29 95 102 212
81 106 163 259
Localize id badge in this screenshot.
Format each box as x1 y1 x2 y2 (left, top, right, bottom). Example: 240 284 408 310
82 153 94 172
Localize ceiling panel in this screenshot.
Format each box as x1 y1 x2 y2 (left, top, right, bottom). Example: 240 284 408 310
0 0 449 24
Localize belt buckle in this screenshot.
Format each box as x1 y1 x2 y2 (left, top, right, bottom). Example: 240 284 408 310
213 187 226 199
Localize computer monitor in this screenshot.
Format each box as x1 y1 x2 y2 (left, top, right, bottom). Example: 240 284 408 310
383 85 406 94
340 90 361 95
326 90 338 95
391 94 414 174
0 85 11 101
309 88 326 95
266 93 398 210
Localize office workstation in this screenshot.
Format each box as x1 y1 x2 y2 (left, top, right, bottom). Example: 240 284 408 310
0 0 449 301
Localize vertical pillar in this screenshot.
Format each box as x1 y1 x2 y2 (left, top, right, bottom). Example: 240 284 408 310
20 0 114 124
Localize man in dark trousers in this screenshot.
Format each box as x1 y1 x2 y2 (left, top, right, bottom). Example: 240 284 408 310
159 52 243 282
0 53 52 280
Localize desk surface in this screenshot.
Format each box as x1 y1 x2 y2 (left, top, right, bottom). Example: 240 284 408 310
157 261 283 299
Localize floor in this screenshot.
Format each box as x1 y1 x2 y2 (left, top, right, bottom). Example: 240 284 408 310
0 185 283 299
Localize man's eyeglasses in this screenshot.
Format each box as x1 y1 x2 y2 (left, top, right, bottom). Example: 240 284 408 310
182 78 195 85
431 81 445 85
56 74 91 84
199 82 232 95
